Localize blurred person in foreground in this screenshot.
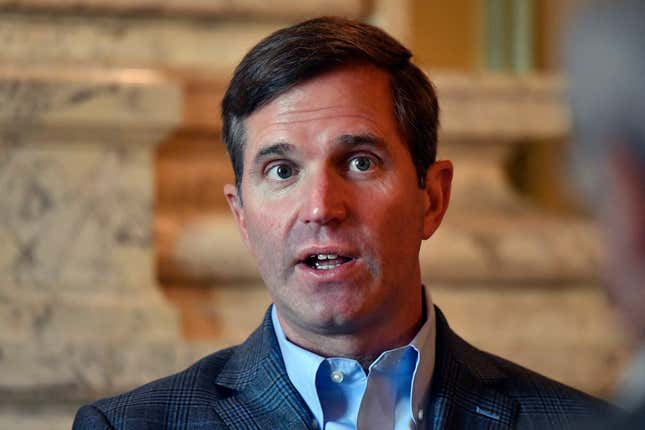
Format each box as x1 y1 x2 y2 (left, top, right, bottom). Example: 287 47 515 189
565 0 645 428
74 17 608 429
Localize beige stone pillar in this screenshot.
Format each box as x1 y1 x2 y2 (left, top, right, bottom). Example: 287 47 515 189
0 69 210 429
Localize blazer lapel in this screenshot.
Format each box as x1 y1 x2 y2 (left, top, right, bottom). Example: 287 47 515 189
212 309 316 430
427 307 518 430
212 305 518 430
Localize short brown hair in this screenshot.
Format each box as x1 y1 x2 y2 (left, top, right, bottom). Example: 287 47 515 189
221 16 439 194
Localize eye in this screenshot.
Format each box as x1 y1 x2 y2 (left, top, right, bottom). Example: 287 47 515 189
348 156 375 172
266 163 296 180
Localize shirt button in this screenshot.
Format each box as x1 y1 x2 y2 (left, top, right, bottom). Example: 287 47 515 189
417 408 424 421
330 370 344 383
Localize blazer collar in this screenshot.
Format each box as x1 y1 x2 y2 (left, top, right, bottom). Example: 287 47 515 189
426 306 518 430
212 305 519 430
212 308 316 430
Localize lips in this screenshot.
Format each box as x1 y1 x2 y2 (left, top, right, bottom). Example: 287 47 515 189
295 247 357 271
303 253 354 270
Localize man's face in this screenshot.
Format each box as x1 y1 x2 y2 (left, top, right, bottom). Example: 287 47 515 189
225 65 452 342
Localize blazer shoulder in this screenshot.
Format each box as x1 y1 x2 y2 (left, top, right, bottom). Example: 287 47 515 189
489 350 606 405
73 404 114 430
76 346 238 429
437 307 609 413
465 340 613 422
432 306 615 429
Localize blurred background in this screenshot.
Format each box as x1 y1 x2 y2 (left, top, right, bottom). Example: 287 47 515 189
0 1 633 428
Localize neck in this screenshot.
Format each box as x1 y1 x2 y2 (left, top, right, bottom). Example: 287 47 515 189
277 289 427 366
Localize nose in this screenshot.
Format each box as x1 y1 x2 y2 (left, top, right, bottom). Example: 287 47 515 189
299 167 347 226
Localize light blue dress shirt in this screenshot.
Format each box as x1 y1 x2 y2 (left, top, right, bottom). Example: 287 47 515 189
272 289 436 430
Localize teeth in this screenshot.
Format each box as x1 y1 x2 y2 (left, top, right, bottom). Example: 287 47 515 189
314 261 342 270
306 253 347 270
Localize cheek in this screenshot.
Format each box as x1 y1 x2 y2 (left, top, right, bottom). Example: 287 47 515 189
242 200 294 269
368 184 425 233
357 191 425 263
248 219 281 248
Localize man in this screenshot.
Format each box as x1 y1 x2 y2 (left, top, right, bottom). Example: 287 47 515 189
565 1 645 428
74 17 606 429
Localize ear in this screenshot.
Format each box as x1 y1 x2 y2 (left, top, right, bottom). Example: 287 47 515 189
223 183 250 247
422 160 453 239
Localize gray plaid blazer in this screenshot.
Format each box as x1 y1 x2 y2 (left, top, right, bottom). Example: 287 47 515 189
73 307 608 429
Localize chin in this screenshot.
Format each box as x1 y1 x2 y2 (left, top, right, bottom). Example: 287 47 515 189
279 299 362 331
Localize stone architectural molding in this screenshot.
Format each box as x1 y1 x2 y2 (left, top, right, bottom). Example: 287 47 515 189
0 67 211 410
0 0 367 19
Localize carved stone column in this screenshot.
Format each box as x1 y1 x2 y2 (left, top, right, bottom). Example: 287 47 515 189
0 69 210 427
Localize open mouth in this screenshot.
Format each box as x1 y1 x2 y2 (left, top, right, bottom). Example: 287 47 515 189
302 253 354 270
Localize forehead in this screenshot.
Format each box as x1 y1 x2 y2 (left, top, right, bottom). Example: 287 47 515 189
243 65 399 155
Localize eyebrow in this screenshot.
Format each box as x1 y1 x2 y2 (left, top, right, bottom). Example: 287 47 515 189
252 142 295 167
251 133 385 167
335 133 386 148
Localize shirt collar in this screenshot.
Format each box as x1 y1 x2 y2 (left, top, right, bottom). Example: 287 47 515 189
272 287 436 426
409 289 436 422
272 306 325 424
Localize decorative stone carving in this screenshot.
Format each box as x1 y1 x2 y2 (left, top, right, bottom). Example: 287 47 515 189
0 69 210 409
0 13 286 70
436 74 569 140
1 70 175 291
0 0 365 72
0 0 367 19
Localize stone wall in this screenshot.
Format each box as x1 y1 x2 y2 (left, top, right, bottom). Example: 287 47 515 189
0 67 218 429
